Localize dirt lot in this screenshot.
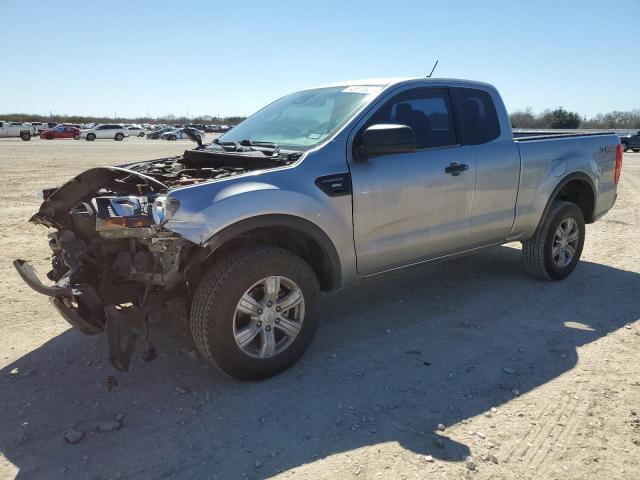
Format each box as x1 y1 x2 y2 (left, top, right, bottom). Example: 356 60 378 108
0 136 639 480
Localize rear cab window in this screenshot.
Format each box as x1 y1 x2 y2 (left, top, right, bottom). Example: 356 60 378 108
450 87 500 145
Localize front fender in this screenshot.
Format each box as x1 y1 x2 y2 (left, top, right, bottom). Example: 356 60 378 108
165 183 351 246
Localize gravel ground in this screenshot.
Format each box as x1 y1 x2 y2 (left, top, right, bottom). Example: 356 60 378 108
0 136 639 480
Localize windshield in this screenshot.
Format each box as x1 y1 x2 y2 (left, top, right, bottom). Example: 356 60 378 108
216 85 383 150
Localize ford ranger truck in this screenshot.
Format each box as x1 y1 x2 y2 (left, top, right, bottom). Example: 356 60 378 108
14 78 623 380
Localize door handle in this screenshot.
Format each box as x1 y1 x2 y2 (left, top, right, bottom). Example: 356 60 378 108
445 162 468 176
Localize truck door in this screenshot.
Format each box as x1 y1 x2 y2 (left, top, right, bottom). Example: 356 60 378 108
349 87 477 275
449 87 520 246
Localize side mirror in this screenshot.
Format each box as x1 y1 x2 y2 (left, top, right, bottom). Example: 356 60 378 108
356 124 416 159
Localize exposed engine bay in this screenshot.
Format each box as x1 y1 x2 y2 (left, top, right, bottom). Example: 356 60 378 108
14 144 301 371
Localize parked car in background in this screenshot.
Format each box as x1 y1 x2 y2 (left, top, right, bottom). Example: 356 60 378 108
30 122 47 134
620 131 640 152
125 125 146 137
0 120 33 140
147 126 176 139
79 124 127 141
162 127 205 142
40 125 80 140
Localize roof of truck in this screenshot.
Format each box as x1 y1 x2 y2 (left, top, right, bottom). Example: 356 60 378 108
313 77 494 90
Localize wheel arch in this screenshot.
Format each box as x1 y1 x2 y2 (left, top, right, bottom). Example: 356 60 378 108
537 172 597 231
200 214 342 291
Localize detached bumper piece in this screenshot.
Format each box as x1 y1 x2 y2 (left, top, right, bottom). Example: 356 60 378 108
13 259 148 372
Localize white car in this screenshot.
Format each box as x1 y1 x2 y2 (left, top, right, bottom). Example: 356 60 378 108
161 127 205 142
125 125 146 137
29 122 47 134
79 124 128 141
0 120 33 140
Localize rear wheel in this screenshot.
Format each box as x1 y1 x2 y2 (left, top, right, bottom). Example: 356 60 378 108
633 149 640 153
622 143 629 152
190 246 320 380
522 201 585 280
20 132 31 141
86 133 96 141
73 134 80 140
115 133 124 141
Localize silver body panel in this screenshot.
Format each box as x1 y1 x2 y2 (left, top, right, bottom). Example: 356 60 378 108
164 78 619 289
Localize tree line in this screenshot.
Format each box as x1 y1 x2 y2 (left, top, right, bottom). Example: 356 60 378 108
0 113 247 126
510 107 640 129
2 108 640 130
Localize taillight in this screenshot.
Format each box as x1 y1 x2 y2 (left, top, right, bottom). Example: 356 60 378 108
614 144 623 185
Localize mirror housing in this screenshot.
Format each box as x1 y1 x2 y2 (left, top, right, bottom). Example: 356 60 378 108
356 124 416 159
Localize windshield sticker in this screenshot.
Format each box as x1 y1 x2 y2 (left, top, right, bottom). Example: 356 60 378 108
342 86 383 95
307 133 323 140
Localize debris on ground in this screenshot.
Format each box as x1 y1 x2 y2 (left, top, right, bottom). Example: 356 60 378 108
63 430 84 444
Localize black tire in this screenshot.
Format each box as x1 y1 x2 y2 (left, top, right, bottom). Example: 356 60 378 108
20 132 31 141
190 245 320 380
633 149 640 153
73 134 80 140
522 201 585 281
168 135 176 141
115 133 124 141
46 134 54 140
139 132 145 137
622 143 629 152
86 133 96 141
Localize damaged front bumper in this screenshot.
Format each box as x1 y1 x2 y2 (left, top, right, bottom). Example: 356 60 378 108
14 259 103 336
14 258 157 371
14 165 195 372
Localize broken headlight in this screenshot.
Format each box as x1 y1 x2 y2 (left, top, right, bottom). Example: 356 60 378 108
152 195 180 225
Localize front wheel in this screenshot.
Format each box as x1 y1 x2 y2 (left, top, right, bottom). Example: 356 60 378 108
190 246 320 380
522 201 585 280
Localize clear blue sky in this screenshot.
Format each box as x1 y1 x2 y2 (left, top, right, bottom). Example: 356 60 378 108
1 0 638 119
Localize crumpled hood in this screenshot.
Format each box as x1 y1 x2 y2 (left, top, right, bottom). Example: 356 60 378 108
31 166 167 229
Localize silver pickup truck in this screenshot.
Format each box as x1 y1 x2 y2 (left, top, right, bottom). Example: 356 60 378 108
14 78 623 380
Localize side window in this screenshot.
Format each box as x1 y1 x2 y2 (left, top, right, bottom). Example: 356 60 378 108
368 88 457 149
451 88 500 145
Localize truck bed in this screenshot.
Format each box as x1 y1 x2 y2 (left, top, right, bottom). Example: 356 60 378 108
508 131 620 241
514 131 616 141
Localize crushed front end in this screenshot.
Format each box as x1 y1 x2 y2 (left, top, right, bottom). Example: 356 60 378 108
13 150 268 370
13 164 193 371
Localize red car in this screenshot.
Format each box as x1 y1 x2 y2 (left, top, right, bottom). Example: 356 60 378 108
40 125 80 140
